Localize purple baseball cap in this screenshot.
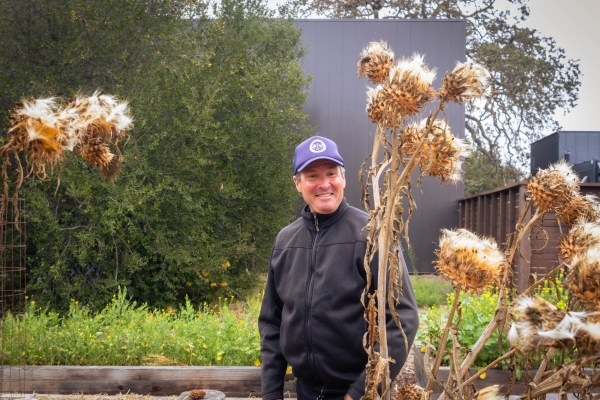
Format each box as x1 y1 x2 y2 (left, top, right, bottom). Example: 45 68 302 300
293 136 344 174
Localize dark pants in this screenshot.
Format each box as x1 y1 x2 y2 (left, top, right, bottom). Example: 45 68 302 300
296 379 348 400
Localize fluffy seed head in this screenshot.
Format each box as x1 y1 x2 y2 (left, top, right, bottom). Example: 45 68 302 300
366 85 397 127
401 119 469 183
476 385 503 400
527 161 580 213
508 297 568 352
6 97 68 177
568 247 600 310
395 384 425 400
434 228 506 293
559 221 600 265
382 54 436 118
556 194 600 225
439 61 492 103
358 41 395 84
574 313 600 355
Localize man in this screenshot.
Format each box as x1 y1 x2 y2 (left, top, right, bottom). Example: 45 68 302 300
259 135 419 400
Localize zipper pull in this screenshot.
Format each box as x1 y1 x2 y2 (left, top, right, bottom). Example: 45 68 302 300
313 213 320 232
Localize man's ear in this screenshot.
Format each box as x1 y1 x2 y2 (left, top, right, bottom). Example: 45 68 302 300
293 175 302 192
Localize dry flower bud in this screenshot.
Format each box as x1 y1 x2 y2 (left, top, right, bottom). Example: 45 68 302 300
358 40 395 84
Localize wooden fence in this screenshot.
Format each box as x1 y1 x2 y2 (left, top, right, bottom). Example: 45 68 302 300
459 181 600 291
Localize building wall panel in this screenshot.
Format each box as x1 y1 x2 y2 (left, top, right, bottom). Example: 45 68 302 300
296 20 467 273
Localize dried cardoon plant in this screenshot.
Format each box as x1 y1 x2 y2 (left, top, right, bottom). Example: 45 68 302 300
5 97 66 180
555 193 600 225
358 41 395 84
567 247 600 311
527 160 580 213
475 385 503 400
67 92 133 179
507 297 568 353
439 61 492 103
428 229 506 393
395 383 426 400
558 221 600 265
434 229 505 293
384 54 436 118
402 119 469 183
357 41 491 400
0 91 133 224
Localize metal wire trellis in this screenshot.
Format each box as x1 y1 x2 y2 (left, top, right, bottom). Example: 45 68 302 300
0 197 27 395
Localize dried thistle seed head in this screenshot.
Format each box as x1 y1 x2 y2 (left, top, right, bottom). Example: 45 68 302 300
556 194 600 225
527 161 580 213
439 61 491 103
188 389 206 400
575 313 600 355
559 221 600 265
476 385 503 400
568 247 600 310
434 228 506 293
395 384 425 400
401 119 469 183
99 156 123 181
358 40 395 84
366 85 397 127
7 97 66 155
79 143 115 167
384 54 436 117
508 296 568 352
70 91 133 144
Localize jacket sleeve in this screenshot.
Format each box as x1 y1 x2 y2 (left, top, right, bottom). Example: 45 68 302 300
258 255 288 400
347 250 420 400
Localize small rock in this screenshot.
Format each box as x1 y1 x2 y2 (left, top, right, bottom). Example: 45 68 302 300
178 389 225 400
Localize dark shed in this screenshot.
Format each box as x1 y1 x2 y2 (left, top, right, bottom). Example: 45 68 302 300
295 19 467 273
531 131 600 178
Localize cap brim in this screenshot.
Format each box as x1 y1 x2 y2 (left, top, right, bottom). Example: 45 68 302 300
296 157 344 174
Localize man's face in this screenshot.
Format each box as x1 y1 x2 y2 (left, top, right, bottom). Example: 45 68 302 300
294 160 346 215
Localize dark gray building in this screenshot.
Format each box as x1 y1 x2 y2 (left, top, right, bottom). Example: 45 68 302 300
295 19 466 273
531 131 600 181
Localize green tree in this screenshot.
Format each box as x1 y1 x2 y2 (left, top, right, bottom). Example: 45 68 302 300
463 150 524 196
288 0 580 171
1 0 310 311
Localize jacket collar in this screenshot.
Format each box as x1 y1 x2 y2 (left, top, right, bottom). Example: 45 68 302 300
301 199 350 231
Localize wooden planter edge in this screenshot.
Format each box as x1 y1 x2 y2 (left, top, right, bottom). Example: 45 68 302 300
0 366 296 397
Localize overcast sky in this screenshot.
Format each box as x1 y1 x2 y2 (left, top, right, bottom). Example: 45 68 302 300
524 0 599 134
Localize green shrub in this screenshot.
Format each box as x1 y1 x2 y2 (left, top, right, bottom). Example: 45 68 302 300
410 274 453 308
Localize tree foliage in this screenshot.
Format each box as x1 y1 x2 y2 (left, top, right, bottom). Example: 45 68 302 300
0 0 310 311
289 0 581 170
463 150 524 196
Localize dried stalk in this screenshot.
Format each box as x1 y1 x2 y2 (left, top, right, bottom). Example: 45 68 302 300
426 286 461 392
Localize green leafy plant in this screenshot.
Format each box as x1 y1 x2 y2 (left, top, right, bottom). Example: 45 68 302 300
2 288 262 366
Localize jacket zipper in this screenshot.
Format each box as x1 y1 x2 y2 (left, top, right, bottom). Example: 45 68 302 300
305 213 321 382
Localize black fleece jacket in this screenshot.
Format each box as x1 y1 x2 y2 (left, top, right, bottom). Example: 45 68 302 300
258 200 419 400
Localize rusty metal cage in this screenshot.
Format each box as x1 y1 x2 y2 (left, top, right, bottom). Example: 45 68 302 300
0 197 27 395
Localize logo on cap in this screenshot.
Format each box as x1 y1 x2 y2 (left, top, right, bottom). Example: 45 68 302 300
310 139 326 153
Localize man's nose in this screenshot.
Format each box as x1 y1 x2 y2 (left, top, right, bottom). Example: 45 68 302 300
317 175 330 187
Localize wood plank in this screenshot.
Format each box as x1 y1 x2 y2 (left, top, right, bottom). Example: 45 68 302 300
0 366 296 397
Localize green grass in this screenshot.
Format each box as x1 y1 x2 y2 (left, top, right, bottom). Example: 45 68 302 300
410 274 453 308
